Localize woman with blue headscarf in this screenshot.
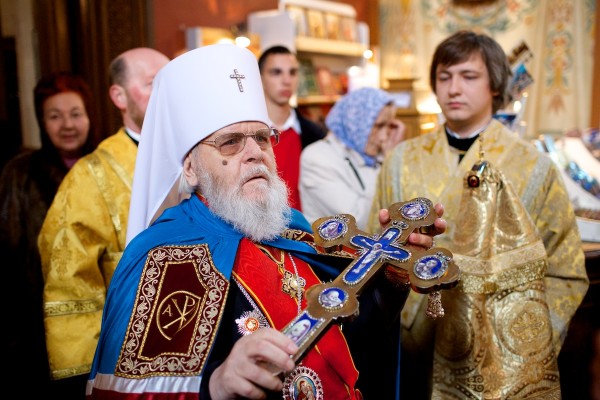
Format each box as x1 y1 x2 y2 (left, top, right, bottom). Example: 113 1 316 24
300 87 404 229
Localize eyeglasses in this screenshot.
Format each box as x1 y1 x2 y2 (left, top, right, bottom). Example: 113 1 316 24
200 128 280 156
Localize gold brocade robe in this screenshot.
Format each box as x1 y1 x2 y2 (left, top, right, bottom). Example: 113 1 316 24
368 120 589 399
38 129 137 380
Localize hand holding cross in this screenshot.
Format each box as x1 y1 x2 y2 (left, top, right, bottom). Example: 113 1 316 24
281 197 460 366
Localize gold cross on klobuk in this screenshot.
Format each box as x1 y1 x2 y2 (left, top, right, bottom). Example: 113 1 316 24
277 197 460 372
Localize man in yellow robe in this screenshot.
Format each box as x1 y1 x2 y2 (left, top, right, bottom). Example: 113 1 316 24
368 30 589 399
37 47 169 397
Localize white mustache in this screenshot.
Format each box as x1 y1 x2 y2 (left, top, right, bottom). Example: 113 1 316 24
239 166 272 185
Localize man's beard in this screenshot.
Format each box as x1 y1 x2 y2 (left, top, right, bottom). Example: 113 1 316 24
197 165 292 242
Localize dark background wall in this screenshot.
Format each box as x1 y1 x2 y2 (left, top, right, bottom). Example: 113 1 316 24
32 0 150 143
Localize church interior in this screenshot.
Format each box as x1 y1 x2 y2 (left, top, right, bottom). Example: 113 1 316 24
1 0 599 398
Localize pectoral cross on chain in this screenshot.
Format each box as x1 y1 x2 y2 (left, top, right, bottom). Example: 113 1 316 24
280 197 460 366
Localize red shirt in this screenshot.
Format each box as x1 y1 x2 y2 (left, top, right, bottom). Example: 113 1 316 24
273 127 302 210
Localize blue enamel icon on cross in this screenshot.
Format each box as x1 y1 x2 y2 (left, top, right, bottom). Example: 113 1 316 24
343 227 410 285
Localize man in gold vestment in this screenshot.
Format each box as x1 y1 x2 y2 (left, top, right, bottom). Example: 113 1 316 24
368 30 589 399
37 47 169 398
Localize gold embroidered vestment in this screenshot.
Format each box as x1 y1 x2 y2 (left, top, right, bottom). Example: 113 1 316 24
368 120 589 398
39 129 137 379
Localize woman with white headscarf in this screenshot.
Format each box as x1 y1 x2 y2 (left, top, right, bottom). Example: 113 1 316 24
299 87 405 229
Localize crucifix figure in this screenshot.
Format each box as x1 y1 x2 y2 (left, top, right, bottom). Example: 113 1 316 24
279 197 460 367
345 228 407 278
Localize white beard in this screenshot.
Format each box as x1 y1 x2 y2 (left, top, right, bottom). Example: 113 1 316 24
198 165 292 242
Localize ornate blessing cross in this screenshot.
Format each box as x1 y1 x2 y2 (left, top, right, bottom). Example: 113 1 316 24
229 69 245 92
279 197 460 368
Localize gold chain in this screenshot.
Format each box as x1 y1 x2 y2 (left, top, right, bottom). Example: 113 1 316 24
287 253 305 314
478 131 485 162
257 244 285 272
257 245 305 314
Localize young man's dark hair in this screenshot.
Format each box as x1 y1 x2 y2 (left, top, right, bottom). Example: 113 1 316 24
429 30 513 113
257 45 294 72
